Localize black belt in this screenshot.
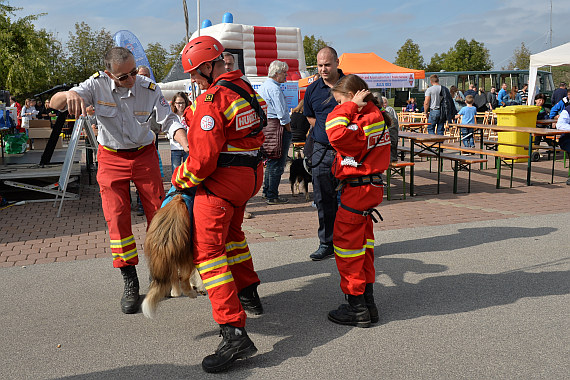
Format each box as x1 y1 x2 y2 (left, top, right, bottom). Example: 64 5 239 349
344 173 384 187
340 202 383 223
336 173 384 191
217 152 261 168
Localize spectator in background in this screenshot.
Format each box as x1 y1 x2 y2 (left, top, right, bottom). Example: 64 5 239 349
554 103 570 185
450 85 465 112
258 60 292 205
44 99 59 122
223 52 235 72
464 83 477 97
497 83 509 107
35 99 48 120
455 94 476 148
423 74 444 135
303 46 344 261
404 98 419 112
551 82 567 107
487 87 498 110
549 89 570 119
518 83 529 104
474 88 488 112
21 98 38 128
10 96 22 130
168 92 190 173
507 86 522 105
379 95 400 162
534 93 553 146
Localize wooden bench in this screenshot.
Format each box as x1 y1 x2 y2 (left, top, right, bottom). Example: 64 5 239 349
440 144 529 188
482 139 565 162
386 161 414 200
397 146 487 193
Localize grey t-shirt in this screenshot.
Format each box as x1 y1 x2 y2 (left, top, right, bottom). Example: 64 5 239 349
425 85 442 110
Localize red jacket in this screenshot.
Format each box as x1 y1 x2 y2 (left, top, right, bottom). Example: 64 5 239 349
325 101 390 180
172 71 266 197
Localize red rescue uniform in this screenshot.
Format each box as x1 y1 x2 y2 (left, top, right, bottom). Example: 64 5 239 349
325 101 390 296
172 70 266 327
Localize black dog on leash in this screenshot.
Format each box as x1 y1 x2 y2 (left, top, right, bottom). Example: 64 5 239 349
289 158 312 201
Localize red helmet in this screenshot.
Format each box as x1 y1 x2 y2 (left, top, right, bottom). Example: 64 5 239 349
181 36 224 73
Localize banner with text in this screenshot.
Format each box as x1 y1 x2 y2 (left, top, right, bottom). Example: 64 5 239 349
355 73 416 88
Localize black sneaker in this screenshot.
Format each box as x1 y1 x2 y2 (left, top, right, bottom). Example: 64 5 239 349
238 283 263 315
202 324 257 373
309 245 334 261
566 178 570 186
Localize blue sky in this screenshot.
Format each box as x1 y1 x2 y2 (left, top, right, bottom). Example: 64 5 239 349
13 0 570 70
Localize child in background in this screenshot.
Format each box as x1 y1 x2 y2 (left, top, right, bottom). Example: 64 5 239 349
455 94 476 148
324 74 391 328
405 98 418 112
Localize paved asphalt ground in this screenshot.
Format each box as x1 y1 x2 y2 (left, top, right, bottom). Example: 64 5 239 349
0 141 569 379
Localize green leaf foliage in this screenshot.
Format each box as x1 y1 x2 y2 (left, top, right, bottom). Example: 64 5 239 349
394 39 425 70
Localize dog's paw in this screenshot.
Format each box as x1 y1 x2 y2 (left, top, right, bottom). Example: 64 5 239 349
141 297 155 319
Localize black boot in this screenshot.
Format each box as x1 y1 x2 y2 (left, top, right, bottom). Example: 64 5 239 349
120 266 140 314
238 283 263 315
328 294 371 328
202 324 258 373
364 283 379 324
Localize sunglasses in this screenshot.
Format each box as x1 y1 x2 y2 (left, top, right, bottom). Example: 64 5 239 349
110 68 138 81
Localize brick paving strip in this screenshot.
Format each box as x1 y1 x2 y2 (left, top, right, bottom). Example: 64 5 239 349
1 146 569 268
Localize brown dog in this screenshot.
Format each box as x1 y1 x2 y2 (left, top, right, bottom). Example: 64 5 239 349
142 195 205 319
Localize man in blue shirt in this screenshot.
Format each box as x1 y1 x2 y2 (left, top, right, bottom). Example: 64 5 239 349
258 60 292 204
549 89 570 119
497 83 509 107
303 46 344 260
551 82 567 107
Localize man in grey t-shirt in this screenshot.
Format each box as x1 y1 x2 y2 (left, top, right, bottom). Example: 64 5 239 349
423 74 444 135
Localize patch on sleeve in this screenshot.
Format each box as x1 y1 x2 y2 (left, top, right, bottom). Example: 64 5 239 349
204 93 214 102
159 96 168 107
200 115 215 131
347 123 359 131
148 82 156 91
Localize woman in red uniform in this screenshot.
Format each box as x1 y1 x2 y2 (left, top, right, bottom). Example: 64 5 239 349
325 74 391 328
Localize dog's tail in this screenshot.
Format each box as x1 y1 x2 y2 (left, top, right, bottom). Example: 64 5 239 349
142 195 193 319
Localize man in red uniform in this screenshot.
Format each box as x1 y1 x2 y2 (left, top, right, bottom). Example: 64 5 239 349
172 36 266 373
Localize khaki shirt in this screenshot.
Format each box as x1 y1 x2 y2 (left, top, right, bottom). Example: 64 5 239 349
71 72 184 149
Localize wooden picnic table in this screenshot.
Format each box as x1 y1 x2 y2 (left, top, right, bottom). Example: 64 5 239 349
399 131 455 195
399 122 430 132
449 123 568 185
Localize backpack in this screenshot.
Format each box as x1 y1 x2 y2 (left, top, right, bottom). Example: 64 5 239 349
439 85 457 124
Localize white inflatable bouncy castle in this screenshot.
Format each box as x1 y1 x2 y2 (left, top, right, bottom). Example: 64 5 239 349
159 20 308 101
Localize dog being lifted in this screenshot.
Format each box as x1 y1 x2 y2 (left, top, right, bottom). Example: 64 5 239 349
289 157 312 202
142 194 205 319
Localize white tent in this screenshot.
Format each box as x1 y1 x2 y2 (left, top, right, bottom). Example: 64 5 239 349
527 41 570 104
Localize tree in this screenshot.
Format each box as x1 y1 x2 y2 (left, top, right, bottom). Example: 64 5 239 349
303 35 329 68
394 39 425 70
426 39 492 72
65 22 114 83
426 52 447 72
159 37 188 80
505 42 531 70
0 1 65 97
145 42 169 82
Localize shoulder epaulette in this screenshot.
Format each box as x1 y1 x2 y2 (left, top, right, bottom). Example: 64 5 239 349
91 71 102 79
148 82 156 91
